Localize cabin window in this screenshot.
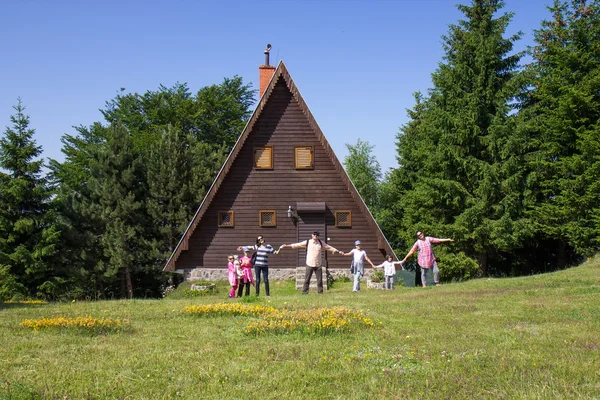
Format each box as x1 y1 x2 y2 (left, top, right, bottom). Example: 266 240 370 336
218 211 234 227
259 210 276 227
254 147 273 169
295 146 313 169
335 211 352 227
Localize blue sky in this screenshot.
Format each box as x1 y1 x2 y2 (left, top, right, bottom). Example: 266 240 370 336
1 0 554 174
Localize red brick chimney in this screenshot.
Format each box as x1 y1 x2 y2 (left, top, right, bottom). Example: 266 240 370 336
259 44 275 98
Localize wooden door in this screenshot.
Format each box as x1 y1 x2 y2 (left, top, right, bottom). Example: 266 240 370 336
297 212 326 268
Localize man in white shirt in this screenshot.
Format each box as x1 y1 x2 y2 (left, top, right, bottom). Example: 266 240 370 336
279 231 343 294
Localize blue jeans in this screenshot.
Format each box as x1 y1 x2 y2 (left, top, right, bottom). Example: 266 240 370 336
384 275 394 290
421 262 439 286
254 266 269 296
352 261 364 291
353 271 362 291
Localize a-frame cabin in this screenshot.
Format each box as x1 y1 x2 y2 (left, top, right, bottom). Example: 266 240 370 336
164 57 397 286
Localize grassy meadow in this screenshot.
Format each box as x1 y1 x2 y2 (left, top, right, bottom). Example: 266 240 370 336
1 258 600 399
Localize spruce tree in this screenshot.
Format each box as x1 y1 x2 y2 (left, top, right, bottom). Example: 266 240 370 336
520 0 600 263
146 126 229 261
82 124 148 299
48 123 111 299
50 78 255 297
0 99 58 299
394 0 531 276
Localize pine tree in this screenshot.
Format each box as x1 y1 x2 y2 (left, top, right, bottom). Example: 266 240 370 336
394 0 531 276
0 99 58 299
82 124 148 299
48 123 111 299
521 0 600 263
146 126 229 262
50 78 255 297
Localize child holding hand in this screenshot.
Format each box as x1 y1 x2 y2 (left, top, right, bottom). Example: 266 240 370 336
374 254 403 290
237 247 255 297
227 255 238 298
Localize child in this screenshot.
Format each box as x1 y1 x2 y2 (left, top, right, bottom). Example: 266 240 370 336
374 254 403 290
237 247 255 297
234 255 243 281
341 240 375 292
227 255 238 298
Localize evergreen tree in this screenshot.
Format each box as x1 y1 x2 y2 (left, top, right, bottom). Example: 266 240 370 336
394 0 531 276
48 123 112 299
81 124 148 299
343 139 382 210
146 126 228 259
0 99 58 299
520 0 600 264
50 77 254 297
378 93 430 251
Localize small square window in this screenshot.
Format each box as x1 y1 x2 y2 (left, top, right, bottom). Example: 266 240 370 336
295 146 313 169
335 211 352 227
254 147 273 169
259 210 276 227
218 211 234 227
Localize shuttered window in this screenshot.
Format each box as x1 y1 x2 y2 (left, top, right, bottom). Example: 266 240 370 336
254 147 273 169
259 210 276 227
218 211 234 227
335 211 352 227
295 146 313 169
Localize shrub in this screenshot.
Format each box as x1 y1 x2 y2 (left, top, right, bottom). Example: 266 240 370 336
0 265 27 301
191 280 213 286
438 252 479 282
184 288 214 298
370 269 384 283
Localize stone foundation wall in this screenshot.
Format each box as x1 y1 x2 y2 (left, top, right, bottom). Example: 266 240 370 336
185 267 358 282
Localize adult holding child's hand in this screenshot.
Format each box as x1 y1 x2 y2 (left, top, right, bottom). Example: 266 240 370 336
400 231 454 287
278 231 341 294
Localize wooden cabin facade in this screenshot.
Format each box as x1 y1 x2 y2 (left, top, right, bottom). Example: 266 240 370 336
164 60 396 281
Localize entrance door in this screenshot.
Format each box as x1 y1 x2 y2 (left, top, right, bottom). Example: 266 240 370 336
297 212 326 268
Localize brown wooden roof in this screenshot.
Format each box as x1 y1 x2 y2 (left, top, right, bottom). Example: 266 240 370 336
164 61 396 271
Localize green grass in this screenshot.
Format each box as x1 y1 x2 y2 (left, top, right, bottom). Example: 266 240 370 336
2 258 600 399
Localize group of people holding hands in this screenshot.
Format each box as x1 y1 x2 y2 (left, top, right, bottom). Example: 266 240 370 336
227 230 454 297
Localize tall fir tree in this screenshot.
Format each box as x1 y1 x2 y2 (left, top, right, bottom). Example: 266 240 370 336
146 126 228 260
378 93 431 250
50 78 254 297
0 99 59 299
520 0 600 264
81 124 148 299
394 0 531 276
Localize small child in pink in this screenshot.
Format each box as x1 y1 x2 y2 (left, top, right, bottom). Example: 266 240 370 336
237 247 255 297
227 255 238 298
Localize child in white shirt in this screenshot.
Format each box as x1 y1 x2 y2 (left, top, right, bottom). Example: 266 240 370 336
374 254 403 290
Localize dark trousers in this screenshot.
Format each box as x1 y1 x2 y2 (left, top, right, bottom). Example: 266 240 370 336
254 266 270 296
237 281 250 297
302 266 323 294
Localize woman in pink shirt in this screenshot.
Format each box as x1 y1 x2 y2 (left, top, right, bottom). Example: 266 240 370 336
400 231 454 287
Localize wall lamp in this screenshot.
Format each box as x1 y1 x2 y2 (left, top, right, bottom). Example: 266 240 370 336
287 205 298 220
